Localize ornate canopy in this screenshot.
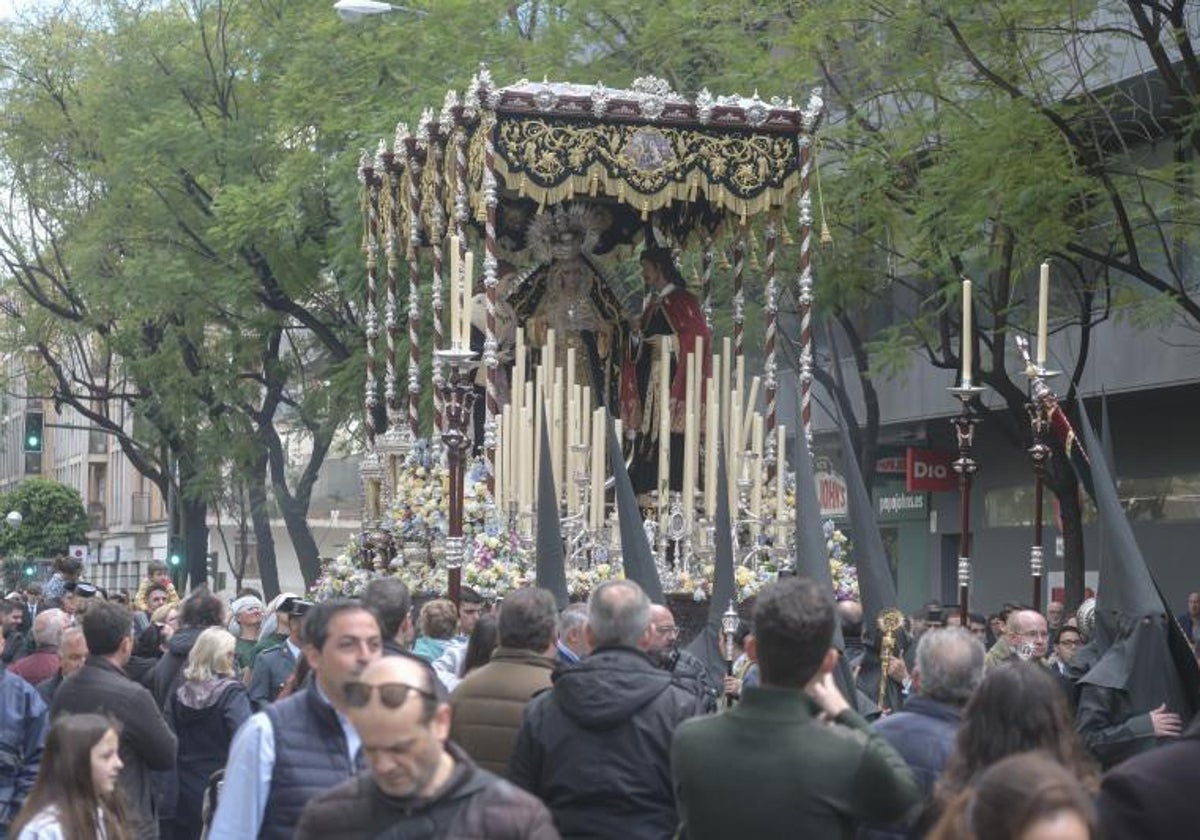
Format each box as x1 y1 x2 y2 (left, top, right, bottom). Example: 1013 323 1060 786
469 76 821 225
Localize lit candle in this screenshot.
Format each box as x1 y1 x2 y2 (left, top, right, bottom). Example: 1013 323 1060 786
961 278 973 385
1037 262 1049 369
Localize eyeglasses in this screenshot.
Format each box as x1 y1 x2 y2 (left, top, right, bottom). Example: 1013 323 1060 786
343 681 437 710
653 624 679 637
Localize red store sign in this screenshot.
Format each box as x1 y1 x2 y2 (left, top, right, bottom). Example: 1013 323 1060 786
906 447 957 492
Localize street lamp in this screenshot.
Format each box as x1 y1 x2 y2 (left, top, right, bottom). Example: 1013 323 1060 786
4 511 21 529
334 1 427 22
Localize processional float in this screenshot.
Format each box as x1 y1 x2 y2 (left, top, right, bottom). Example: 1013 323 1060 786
352 68 824 602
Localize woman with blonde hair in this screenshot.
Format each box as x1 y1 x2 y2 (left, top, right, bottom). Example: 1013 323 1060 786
10 712 129 839
166 627 250 840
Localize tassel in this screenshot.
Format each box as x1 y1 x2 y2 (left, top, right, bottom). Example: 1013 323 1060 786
820 220 834 247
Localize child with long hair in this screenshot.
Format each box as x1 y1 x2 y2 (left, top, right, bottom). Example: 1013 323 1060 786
9 713 129 840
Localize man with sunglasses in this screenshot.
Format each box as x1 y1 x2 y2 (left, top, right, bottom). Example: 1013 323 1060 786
210 598 382 840
296 653 557 839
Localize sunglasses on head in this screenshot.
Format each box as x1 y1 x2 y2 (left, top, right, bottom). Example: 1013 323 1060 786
343 681 437 710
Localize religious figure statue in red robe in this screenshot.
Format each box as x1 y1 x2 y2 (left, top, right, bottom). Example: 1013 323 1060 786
620 247 712 496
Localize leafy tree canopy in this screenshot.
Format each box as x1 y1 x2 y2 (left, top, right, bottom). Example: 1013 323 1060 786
0 478 88 559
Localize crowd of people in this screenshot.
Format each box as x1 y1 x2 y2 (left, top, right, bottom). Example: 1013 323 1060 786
0 553 1197 839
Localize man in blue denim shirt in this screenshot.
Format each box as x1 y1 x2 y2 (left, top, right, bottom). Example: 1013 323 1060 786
0 630 49 837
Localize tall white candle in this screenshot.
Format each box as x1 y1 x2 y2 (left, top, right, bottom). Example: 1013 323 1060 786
448 235 460 347
682 350 698 531
721 338 732 447
741 376 761 451
961 278 973 384
566 385 578 515
494 413 504 512
705 375 719 518
591 408 605 530
775 424 787 528
523 380 536 520
751 413 764 529
658 339 671 521
513 329 526 413
1037 262 1050 369
462 251 474 348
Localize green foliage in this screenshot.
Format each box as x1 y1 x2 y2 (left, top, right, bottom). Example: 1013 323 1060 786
0 479 88 560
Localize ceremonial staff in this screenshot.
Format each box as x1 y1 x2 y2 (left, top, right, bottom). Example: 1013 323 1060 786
1016 336 1055 613
722 601 739 705
949 279 986 626
439 345 477 608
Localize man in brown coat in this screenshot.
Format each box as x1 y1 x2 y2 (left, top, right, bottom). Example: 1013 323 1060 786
450 587 558 775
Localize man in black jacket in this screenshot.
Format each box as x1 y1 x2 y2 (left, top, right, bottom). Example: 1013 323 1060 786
50 599 177 840
1096 712 1200 839
296 653 557 839
508 579 704 839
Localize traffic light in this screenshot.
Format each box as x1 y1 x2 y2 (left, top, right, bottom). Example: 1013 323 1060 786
169 550 182 568
22 565 33 578
23 412 43 453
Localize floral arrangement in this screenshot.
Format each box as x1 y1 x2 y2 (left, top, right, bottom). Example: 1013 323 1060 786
309 550 376 601
825 519 860 602
384 444 449 542
675 563 777 604
566 563 623 599
381 445 505 545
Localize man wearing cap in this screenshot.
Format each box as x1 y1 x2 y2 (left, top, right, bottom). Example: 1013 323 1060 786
230 594 265 672
211 598 382 840
249 597 308 710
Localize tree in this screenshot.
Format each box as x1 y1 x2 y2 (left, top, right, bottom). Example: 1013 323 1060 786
0 478 88 559
0 1 595 592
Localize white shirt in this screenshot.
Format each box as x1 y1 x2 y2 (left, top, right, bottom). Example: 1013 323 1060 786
208 683 361 838
16 807 108 840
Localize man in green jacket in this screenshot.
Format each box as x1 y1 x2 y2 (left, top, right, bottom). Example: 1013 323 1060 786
671 576 921 839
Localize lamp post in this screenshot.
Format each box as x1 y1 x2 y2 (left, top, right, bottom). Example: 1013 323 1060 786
438 346 477 608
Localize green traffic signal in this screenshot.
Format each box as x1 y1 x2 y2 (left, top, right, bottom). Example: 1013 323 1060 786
23 565 33 577
169 553 182 567
23 412 44 453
